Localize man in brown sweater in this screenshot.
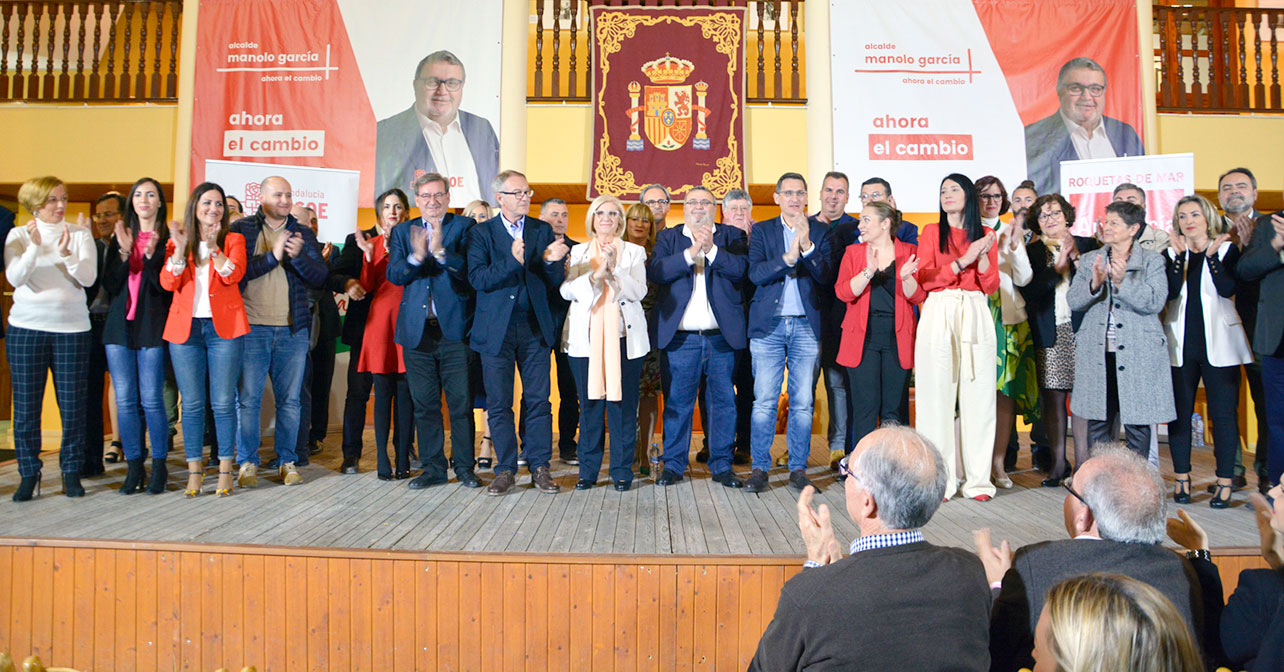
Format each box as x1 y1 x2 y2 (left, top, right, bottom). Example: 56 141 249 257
749 426 992 671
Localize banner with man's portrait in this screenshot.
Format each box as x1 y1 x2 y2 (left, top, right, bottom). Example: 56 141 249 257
190 0 503 236
830 0 1143 212
587 6 748 201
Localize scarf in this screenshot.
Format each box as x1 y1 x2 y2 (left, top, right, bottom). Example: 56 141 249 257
587 238 623 401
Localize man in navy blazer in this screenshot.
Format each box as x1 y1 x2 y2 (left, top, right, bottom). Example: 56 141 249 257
647 186 748 488
745 173 833 494
1024 57 1144 196
468 170 569 495
386 172 480 490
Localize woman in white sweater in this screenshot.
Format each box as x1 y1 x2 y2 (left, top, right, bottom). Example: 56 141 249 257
560 194 650 491
4 176 97 501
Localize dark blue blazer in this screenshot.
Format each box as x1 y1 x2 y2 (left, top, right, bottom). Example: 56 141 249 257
466 214 566 356
231 212 329 333
646 223 749 351
327 229 378 347
1024 113 1144 196
387 213 475 347
747 217 833 340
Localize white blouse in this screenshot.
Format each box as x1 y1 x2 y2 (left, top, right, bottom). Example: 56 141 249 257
4 218 96 333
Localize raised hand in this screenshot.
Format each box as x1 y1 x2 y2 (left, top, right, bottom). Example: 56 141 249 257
408 225 430 263
283 232 305 259
321 242 333 262
511 237 526 264
57 224 73 257
1206 233 1230 258
1273 214 1284 252
544 235 570 263
1053 242 1074 274
1108 251 1128 285
114 219 133 254
142 230 159 259
1168 229 1187 256
343 278 367 301
25 220 42 246
271 228 289 261
797 486 842 566
429 221 445 257
794 217 812 252
1250 492 1284 570
169 220 188 253
1091 254 1108 289
1165 509 1209 552
354 229 374 260
1231 215 1254 246
972 528 1014 585
865 245 879 273
899 253 919 280
694 224 714 254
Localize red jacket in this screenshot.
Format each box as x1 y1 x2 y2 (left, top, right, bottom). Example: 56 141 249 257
161 232 250 343
834 240 927 370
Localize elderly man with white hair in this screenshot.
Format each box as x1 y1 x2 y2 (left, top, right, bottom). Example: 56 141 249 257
977 444 1210 672
749 426 991 671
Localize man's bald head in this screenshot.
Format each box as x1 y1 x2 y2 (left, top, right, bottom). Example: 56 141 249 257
846 426 947 530
1073 444 1166 544
259 176 294 223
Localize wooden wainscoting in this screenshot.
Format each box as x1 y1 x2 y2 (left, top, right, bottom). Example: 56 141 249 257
0 538 1269 672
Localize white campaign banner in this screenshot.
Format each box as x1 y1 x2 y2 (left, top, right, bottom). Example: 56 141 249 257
830 0 1027 212
1060 153 1194 236
205 159 361 244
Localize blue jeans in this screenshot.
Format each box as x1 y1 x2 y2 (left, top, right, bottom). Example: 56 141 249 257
749 316 819 472
169 318 243 461
105 343 169 461
237 324 309 466
660 331 738 475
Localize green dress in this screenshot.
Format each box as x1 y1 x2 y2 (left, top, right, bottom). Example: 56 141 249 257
990 283 1041 423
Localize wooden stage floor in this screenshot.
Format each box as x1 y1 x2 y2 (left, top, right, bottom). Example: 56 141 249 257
0 432 1264 554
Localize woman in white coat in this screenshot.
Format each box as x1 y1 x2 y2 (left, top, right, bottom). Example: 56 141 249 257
561 194 651 491
1162 194 1253 508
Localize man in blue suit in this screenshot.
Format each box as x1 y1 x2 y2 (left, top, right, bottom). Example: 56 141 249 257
387 172 480 490
647 186 748 488
1024 57 1144 196
468 170 569 495
745 173 833 493
374 50 500 208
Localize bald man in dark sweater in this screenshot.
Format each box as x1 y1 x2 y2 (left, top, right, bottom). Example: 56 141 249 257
750 427 991 671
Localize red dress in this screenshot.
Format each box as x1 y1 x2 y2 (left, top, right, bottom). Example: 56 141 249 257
357 234 405 374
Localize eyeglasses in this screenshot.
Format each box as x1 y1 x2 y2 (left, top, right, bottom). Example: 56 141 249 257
859 191 886 202
498 189 535 200
415 191 449 202
643 198 670 208
837 455 858 482
1062 477 1086 505
978 194 1004 202
685 199 714 208
415 76 463 92
778 190 807 199
1063 83 1105 97
1038 210 1065 221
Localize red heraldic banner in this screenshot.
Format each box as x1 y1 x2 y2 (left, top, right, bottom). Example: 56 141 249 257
190 0 376 208
588 6 747 201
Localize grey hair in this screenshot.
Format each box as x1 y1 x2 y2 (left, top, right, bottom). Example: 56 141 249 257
1078 444 1167 544
491 169 528 201
1056 56 1107 90
414 50 465 81
413 171 448 194
851 425 947 529
539 198 567 218
685 185 715 202
640 184 671 201
722 188 751 208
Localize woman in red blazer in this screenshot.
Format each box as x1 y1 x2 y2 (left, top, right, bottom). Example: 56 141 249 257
834 201 926 453
161 182 249 498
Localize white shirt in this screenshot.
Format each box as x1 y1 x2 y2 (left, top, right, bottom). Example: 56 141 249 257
1061 110 1116 160
677 224 721 331
168 241 236 319
417 111 481 208
986 217 1032 325
4 218 96 333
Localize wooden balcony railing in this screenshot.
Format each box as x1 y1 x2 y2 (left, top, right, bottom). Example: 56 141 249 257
1154 5 1283 113
0 0 183 102
527 0 805 104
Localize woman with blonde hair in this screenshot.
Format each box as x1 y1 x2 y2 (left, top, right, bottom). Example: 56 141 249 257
623 202 662 473
1032 573 1203 672
560 194 650 490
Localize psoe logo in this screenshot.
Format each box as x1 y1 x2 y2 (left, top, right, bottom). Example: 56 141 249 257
242 181 261 215
624 54 711 152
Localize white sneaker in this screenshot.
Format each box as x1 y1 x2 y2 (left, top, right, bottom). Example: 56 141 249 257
279 462 303 486
237 462 258 488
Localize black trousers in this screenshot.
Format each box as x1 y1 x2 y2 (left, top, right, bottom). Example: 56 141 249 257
405 321 474 478
307 332 337 444
483 314 551 474
1169 351 1242 477
1087 352 1151 459
1244 359 1270 479
569 347 643 484
519 350 579 456
372 372 414 476
84 315 109 472
340 336 375 461
845 316 909 451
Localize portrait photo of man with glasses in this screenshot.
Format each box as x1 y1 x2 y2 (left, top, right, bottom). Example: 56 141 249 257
374 49 501 208
1023 56 1144 196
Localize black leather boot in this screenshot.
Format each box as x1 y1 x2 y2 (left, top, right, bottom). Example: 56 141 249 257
63 472 85 498
13 473 41 502
146 458 168 494
120 458 146 495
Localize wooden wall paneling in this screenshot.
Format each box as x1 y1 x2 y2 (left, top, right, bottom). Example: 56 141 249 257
545 563 571 670
220 554 243 672
9 546 35 658
457 561 481 672
348 558 372 672
715 565 740 670
416 560 438 672
675 565 695 671
636 564 661 672
478 561 503 670
304 556 328 672
692 565 717 671
567 563 594 669
436 560 460 670
267 555 294 672
135 549 158 671
656 564 678 670
736 566 762 669
391 560 416 671
29 546 53 663
0 546 11 654
199 552 220 671
524 563 548 672
155 550 180 672
370 559 396 672
241 554 265 670
91 547 113 669
178 550 202 671
591 563 614 670
327 557 351 670
615 564 638 672
71 547 95 670
500 562 524 671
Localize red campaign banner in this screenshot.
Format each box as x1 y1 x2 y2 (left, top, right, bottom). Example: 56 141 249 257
588 6 748 201
190 0 376 206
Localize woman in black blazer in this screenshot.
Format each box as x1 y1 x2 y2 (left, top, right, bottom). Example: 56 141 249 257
1019 194 1098 485
102 177 174 494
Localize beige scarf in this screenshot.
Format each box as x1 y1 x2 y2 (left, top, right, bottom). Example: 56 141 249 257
587 238 623 401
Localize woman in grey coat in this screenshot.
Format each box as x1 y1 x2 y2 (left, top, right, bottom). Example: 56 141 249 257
1067 200 1175 458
